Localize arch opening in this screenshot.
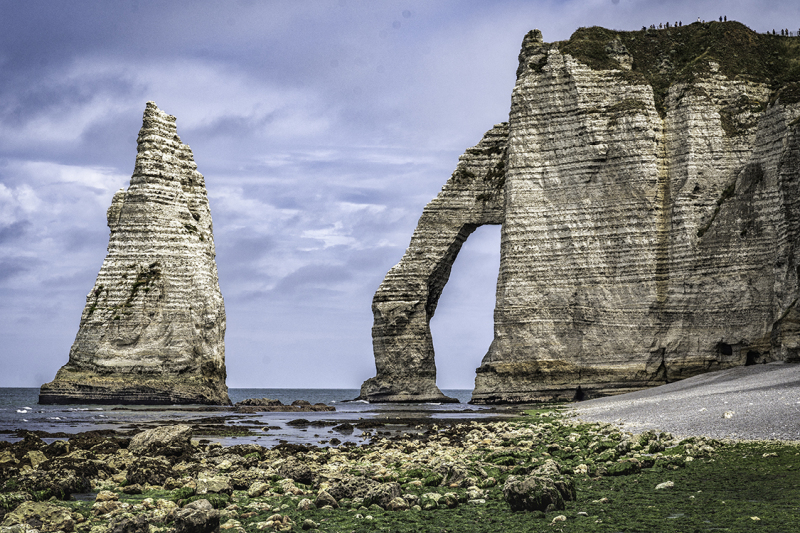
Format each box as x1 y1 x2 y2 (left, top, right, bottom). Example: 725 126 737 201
429 224 501 392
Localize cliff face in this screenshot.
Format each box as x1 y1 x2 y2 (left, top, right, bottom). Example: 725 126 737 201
361 22 800 403
40 102 230 405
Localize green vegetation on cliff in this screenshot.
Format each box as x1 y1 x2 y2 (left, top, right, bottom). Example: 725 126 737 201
553 21 800 115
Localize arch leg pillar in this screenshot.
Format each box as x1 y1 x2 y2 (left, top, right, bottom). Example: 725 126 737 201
360 124 507 402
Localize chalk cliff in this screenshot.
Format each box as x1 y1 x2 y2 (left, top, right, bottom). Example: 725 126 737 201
361 22 800 403
40 102 230 405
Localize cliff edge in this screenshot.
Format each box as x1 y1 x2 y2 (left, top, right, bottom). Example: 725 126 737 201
361 21 800 403
39 102 230 405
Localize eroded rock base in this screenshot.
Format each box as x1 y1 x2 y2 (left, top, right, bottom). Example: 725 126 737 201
38 372 229 405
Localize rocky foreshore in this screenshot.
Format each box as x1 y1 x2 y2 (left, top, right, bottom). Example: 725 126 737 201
233 399 335 413
1 408 783 532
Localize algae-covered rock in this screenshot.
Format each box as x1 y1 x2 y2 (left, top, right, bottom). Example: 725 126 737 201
247 481 270 498
277 458 314 485
1 501 75 532
107 513 150 533
606 459 642 476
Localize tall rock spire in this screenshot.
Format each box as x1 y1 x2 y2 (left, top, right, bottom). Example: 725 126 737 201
40 102 230 405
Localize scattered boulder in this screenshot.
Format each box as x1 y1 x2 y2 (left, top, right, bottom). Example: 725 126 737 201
297 498 316 511
22 450 47 469
108 513 151 533
332 423 354 434
314 490 338 509
196 474 233 495
420 493 441 510
607 459 641 476
386 496 409 511
235 398 283 407
440 492 460 509
326 476 377 501
95 490 119 503
122 483 144 495
503 475 565 512
277 458 314 485
92 500 123 517
126 455 172 486
247 481 270 498
234 399 334 412
364 482 401 509
129 425 193 457
172 499 220 533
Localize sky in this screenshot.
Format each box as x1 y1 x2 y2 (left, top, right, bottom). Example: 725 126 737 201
1 0 799 390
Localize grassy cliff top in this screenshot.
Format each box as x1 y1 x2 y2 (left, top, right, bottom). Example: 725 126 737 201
543 21 800 114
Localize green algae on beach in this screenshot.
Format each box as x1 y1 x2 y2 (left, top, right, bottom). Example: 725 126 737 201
1 410 798 532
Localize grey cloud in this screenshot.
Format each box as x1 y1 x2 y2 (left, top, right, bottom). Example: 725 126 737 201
0 221 31 243
188 112 279 142
216 233 277 263
0 257 39 282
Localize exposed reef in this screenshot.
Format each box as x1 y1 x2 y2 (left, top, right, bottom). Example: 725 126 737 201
39 102 230 405
361 21 800 403
233 399 336 413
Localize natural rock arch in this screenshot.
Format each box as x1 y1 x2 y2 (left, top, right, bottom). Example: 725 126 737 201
361 24 800 404
358 124 507 402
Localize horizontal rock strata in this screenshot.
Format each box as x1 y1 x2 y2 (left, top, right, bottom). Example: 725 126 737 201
362 22 800 403
39 102 230 405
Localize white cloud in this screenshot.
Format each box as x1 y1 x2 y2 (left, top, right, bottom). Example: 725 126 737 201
301 222 357 249
0 183 41 225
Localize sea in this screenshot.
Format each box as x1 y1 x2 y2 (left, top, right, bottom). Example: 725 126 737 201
0 388 498 448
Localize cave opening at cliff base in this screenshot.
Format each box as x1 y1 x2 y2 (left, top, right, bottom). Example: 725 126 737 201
428 224 501 392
